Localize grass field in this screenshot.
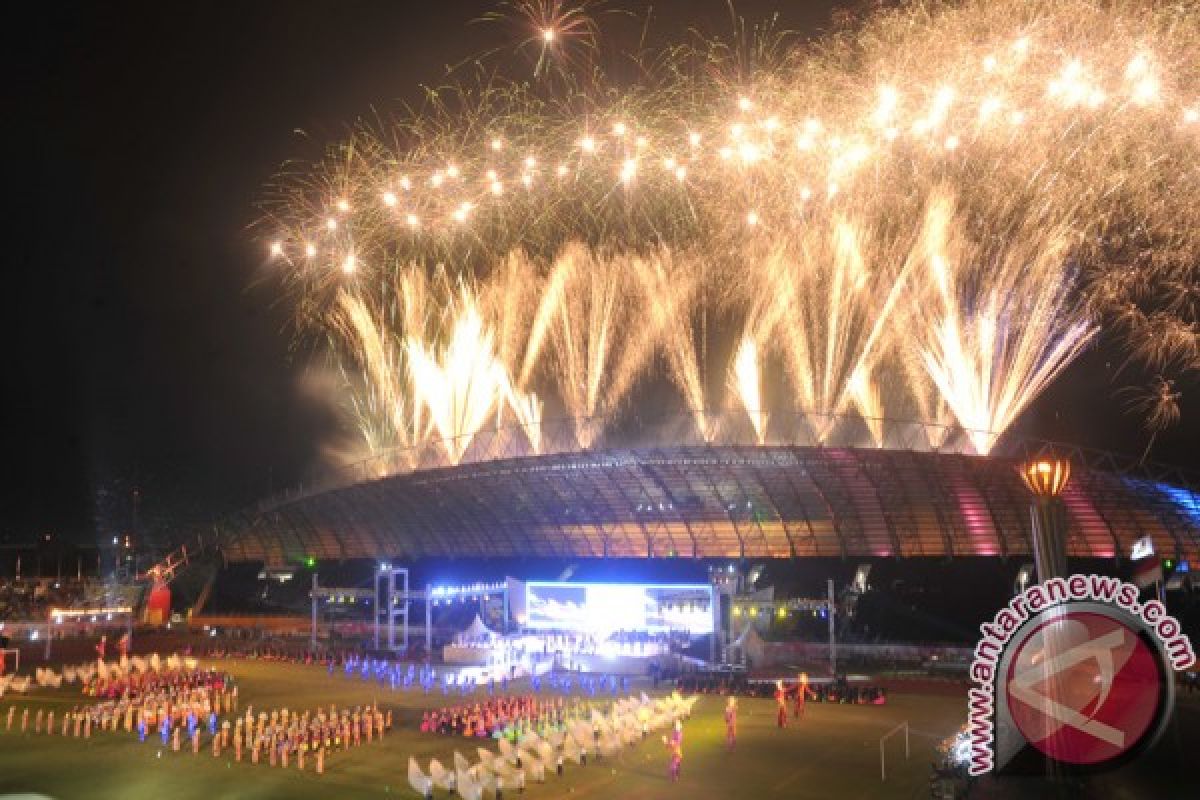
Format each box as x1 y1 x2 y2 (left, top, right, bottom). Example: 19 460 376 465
0 660 961 800
4 659 1197 799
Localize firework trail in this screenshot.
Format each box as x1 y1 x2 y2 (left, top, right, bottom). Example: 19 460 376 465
544 244 627 447
405 290 512 464
849 364 885 449
628 249 713 441
729 333 768 445
911 192 1096 454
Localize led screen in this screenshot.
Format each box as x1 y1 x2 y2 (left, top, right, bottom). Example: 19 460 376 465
523 582 713 634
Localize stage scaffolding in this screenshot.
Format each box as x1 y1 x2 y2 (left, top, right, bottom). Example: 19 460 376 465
309 573 508 655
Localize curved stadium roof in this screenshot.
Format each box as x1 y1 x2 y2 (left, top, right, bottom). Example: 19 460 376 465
221 440 1200 566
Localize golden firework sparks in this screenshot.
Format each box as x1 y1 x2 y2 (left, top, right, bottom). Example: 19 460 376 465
261 0 1200 466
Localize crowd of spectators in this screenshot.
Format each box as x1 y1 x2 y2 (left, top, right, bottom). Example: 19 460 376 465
0 580 90 621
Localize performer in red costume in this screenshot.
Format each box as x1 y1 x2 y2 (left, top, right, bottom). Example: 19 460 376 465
724 697 738 751
774 680 788 728
793 672 809 721
94 635 107 660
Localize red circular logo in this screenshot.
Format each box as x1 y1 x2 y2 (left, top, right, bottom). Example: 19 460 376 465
1005 610 1163 765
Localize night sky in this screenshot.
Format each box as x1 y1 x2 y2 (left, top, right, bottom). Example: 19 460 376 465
5 1 1197 548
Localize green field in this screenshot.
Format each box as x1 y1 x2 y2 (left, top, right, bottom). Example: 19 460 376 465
0 660 960 799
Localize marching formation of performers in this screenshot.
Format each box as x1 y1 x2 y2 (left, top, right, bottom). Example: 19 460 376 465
84 665 234 705
339 654 446 693
89 668 238 746
419 694 601 740
5 704 102 738
5 639 900 791
3 693 393 777
677 672 889 707
529 671 631 697
231 703 392 770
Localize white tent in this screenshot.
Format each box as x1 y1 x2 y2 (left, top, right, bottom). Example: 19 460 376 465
461 614 496 640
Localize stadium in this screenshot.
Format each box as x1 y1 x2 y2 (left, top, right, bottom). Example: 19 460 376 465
151 409 1200 656
221 412 1200 565
91 412 1189 800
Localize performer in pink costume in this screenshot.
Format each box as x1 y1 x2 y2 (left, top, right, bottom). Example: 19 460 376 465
664 720 683 781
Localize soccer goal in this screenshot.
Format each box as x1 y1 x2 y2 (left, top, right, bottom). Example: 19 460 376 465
879 720 910 782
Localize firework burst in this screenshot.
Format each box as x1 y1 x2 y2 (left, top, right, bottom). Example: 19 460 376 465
484 0 606 77
1122 376 1183 431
